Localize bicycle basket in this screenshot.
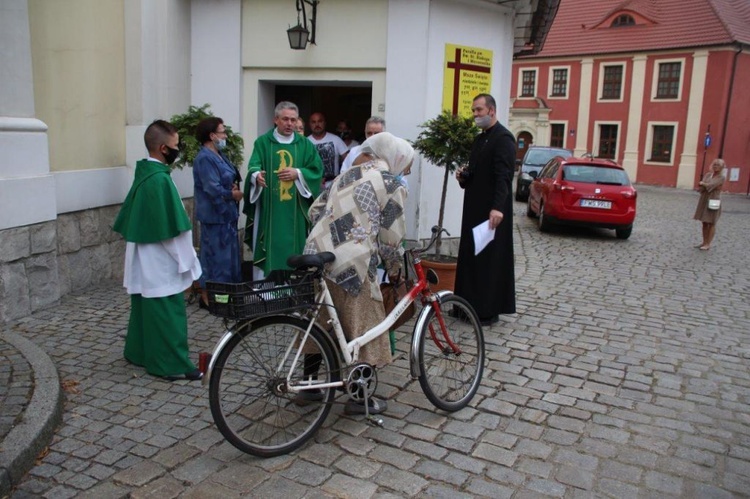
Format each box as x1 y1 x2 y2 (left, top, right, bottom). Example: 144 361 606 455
205 273 315 320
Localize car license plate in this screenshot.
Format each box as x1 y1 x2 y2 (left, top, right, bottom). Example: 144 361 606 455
580 199 612 209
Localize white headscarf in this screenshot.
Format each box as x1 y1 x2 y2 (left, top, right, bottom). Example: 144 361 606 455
359 132 415 175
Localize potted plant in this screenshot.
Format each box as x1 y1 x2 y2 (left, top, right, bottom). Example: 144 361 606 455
411 110 479 291
169 104 244 169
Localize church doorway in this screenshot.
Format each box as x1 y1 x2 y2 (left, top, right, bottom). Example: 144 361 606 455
275 84 373 142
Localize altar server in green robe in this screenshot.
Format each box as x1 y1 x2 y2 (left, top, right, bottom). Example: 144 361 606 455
243 101 323 279
113 120 203 381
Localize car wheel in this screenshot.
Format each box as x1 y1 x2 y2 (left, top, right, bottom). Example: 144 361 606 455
615 227 632 240
539 202 551 232
526 199 536 218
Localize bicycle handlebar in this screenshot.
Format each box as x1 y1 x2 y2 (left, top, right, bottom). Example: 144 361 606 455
411 225 450 256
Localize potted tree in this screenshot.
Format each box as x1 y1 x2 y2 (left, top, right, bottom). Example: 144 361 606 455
411 110 478 291
170 104 244 169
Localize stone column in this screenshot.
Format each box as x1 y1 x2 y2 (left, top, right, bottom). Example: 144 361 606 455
622 54 648 180
574 58 594 157
676 50 709 189
0 0 59 322
0 0 55 231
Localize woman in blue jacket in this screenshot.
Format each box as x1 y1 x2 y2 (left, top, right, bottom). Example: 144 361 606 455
193 117 243 307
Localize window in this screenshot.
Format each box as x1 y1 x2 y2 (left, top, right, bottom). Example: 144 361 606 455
521 70 536 97
602 65 623 99
656 62 681 99
550 124 565 148
539 159 558 179
598 125 618 159
551 69 568 97
650 125 674 162
611 14 635 27
563 165 629 185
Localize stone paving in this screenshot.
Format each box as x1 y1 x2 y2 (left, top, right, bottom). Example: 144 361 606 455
0 337 32 444
4 185 750 498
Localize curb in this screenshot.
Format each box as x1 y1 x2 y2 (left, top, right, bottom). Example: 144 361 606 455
0 330 63 497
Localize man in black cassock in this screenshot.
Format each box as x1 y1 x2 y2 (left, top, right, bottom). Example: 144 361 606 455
454 94 516 326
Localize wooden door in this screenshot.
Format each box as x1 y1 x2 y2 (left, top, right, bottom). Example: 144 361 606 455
516 131 533 162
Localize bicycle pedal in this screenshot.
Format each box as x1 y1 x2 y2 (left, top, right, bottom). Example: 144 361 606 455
367 415 384 427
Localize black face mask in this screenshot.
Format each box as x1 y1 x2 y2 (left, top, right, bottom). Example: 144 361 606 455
163 146 179 165
338 131 350 140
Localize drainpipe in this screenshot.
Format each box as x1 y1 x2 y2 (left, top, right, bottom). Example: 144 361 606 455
718 44 741 187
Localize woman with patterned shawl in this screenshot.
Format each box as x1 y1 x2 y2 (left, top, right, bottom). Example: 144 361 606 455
304 132 414 414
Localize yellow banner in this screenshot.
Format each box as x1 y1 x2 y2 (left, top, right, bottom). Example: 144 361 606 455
442 44 493 118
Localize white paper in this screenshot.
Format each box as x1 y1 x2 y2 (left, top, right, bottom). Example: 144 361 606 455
472 220 495 255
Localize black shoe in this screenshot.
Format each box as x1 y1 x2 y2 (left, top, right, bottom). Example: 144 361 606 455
344 397 387 415
160 369 203 382
479 315 499 327
198 299 210 310
292 389 325 406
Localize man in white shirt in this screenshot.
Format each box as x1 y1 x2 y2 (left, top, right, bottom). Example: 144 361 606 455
340 116 386 175
307 112 348 187
335 120 360 152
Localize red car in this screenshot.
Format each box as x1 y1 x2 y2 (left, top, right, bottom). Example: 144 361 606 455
527 156 637 239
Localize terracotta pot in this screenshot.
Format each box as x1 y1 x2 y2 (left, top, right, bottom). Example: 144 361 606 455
420 258 457 292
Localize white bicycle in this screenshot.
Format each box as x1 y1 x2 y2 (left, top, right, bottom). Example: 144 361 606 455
203 227 485 457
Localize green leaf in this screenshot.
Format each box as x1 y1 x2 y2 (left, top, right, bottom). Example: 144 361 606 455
168 104 245 169
411 110 479 173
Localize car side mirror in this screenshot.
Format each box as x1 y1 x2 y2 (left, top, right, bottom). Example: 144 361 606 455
529 171 539 179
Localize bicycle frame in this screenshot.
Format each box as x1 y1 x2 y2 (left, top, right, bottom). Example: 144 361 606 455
203 248 459 389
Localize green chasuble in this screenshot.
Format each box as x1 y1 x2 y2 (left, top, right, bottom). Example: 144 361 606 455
243 129 323 274
113 160 192 243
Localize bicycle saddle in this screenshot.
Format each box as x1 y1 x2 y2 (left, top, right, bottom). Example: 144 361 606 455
287 252 335 271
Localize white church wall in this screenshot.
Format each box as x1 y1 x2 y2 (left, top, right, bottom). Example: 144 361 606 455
389 0 517 246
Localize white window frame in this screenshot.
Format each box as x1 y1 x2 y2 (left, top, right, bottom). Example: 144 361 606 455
650 58 685 102
593 121 622 160
597 62 626 102
517 67 538 99
644 121 679 166
548 66 571 99
549 121 568 148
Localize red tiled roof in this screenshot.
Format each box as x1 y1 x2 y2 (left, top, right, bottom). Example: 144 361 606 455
522 0 749 59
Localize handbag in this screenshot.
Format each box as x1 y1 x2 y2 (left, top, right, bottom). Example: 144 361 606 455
708 199 721 210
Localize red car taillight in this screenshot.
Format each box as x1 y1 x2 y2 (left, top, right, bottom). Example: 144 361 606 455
621 189 637 199
554 182 575 191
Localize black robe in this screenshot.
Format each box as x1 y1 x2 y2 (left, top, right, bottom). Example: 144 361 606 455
454 122 517 318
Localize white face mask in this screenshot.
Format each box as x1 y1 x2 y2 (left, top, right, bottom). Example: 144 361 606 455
474 115 492 129
215 138 227 150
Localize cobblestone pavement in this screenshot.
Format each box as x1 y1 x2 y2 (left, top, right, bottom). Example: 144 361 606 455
6 185 750 498
0 337 32 444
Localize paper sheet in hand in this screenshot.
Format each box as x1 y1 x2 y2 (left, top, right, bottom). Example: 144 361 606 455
472 220 495 255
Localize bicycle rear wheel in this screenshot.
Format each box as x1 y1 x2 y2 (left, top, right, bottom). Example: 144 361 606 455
209 316 337 457
416 294 484 412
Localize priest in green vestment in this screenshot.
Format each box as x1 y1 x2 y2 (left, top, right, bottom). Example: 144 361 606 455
243 101 323 279
113 120 203 381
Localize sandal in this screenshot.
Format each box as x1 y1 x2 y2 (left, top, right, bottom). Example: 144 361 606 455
344 397 387 415
699 245 710 251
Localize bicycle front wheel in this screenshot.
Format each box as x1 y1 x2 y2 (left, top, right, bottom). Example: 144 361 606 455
208 316 337 457
416 294 485 412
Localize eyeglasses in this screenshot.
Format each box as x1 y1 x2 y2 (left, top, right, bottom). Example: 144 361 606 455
213 129 228 135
